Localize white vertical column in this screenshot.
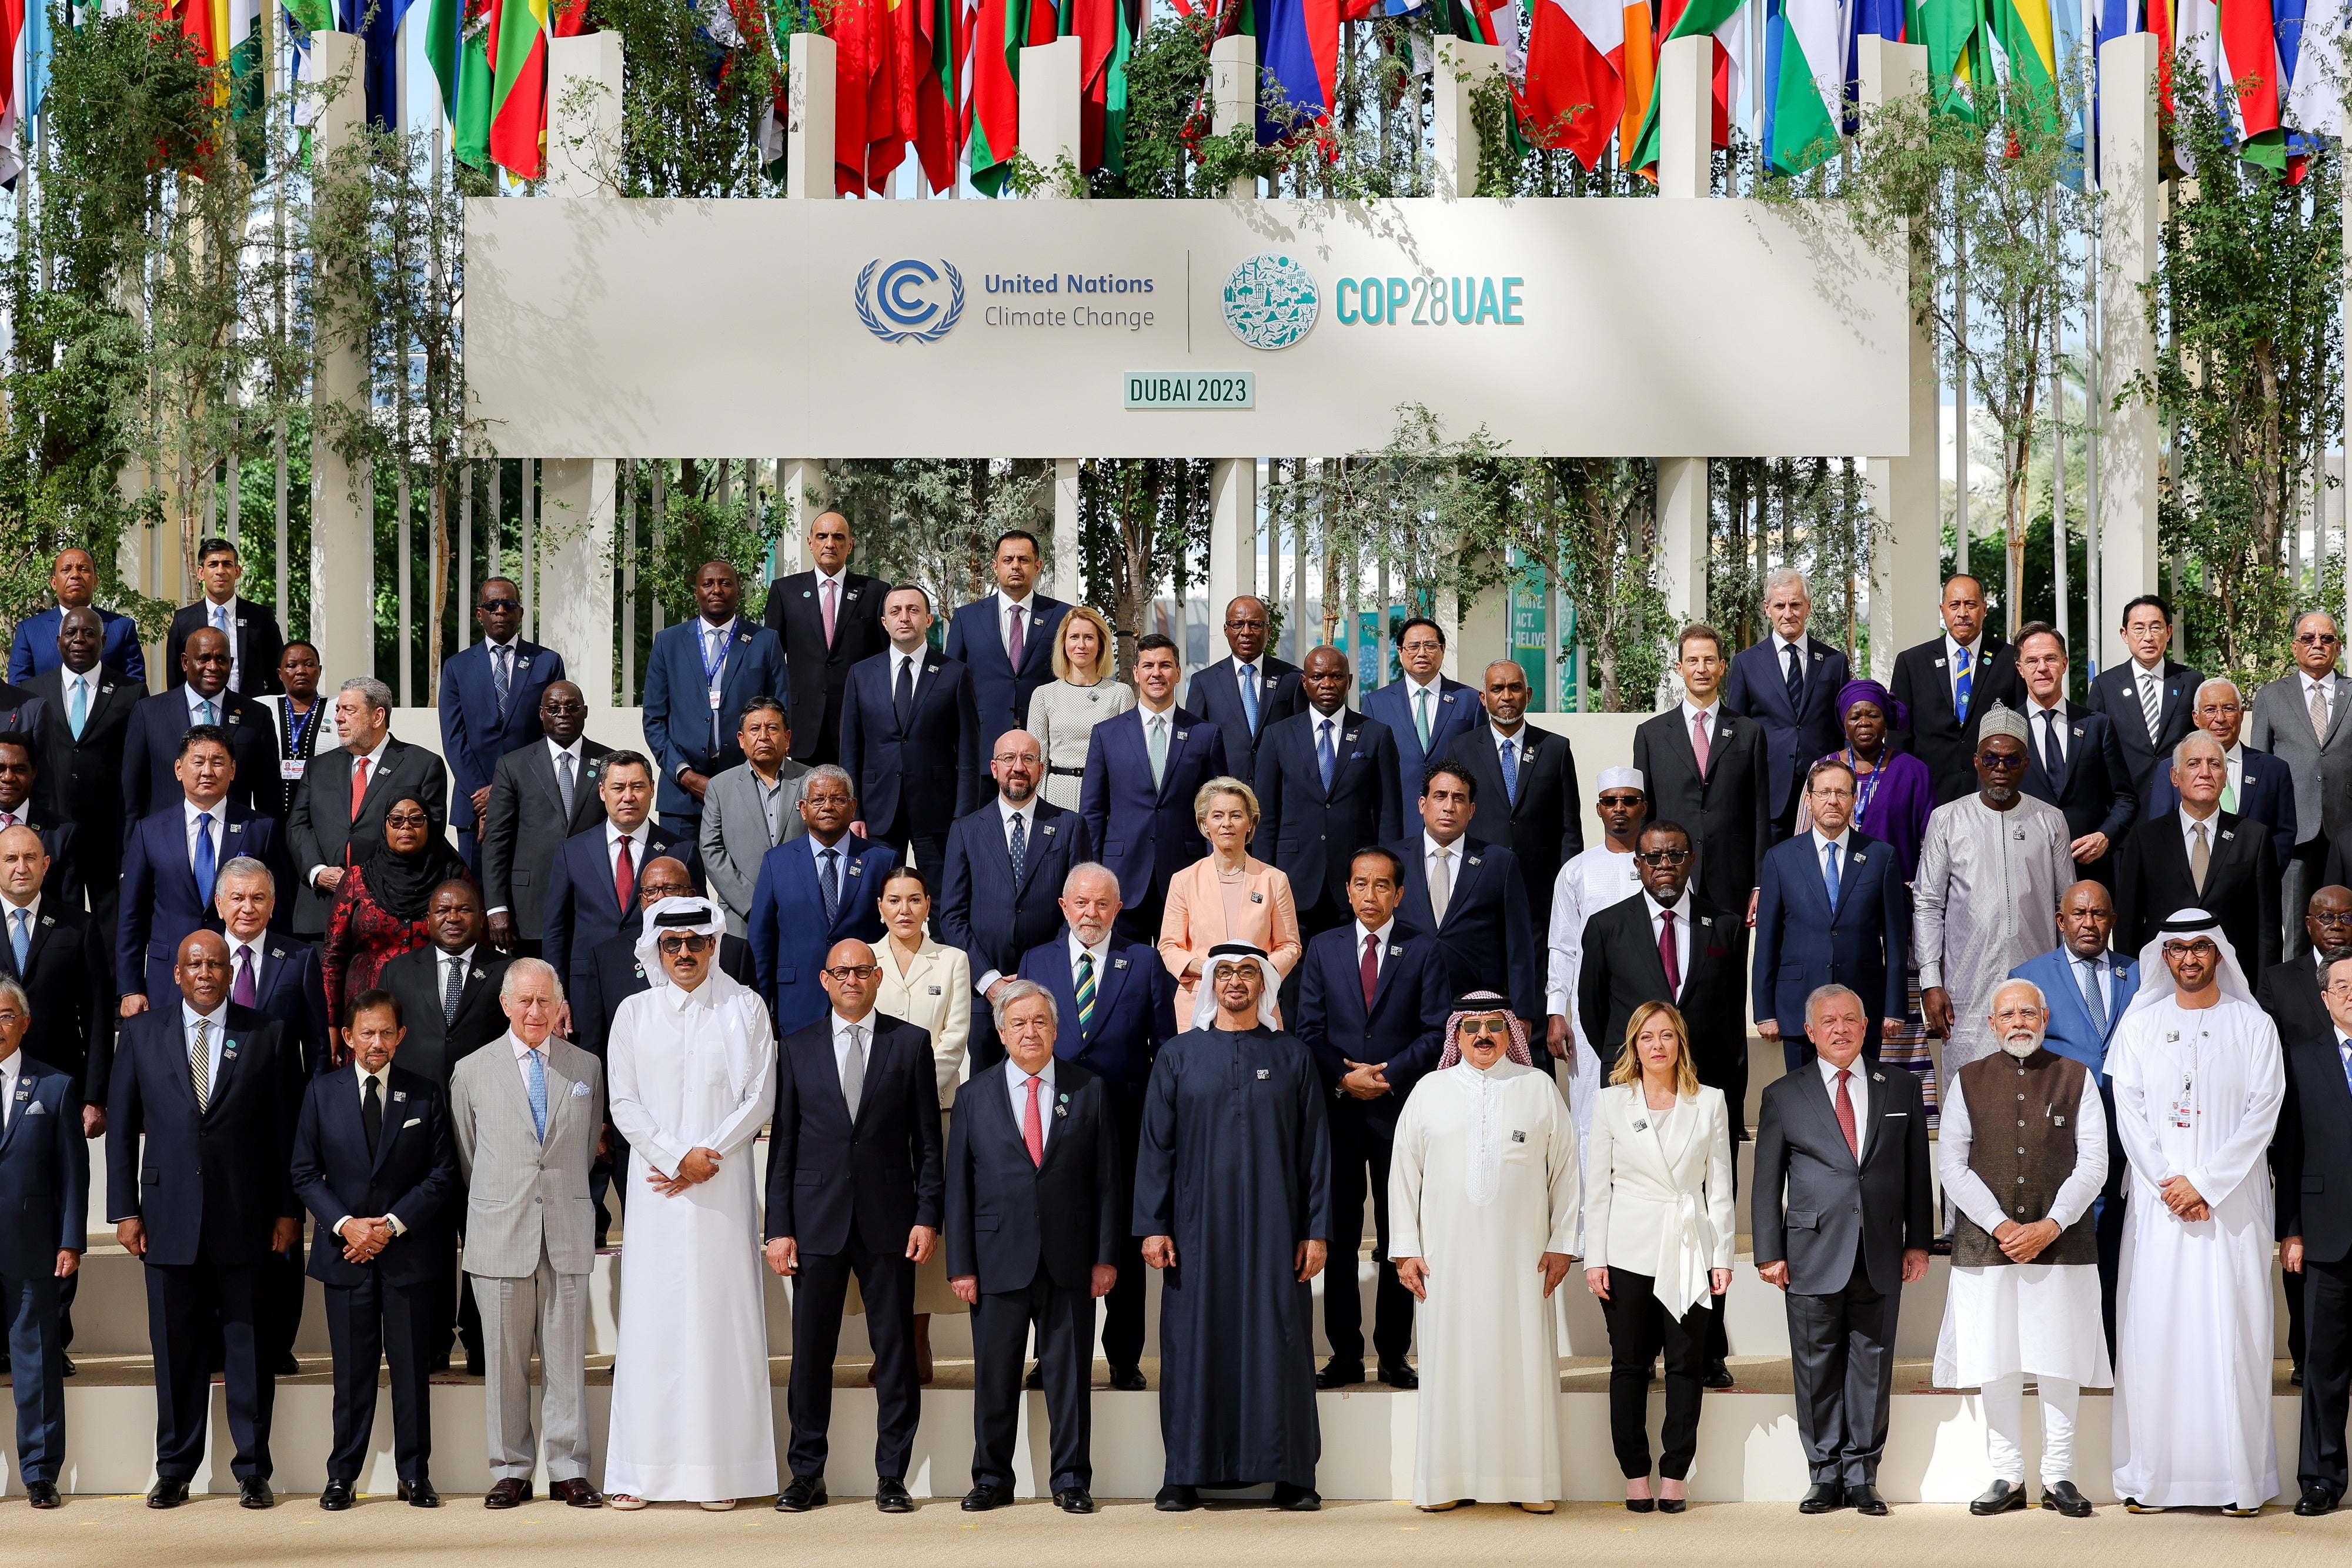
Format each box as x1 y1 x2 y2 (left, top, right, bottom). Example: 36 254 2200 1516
1208 459 1258 618
1655 34 1713 627
776 458 826 575
787 34 836 201
1210 34 1255 199
2098 33 2160 671
309 31 372 683
546 31 624 198
1051 459 1083 604
1019 36 1083 186
1431 39 1503 199
537 460 617 711
1859 38 1939 681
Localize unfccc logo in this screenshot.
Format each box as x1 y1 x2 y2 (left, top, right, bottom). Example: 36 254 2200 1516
856 258 965 343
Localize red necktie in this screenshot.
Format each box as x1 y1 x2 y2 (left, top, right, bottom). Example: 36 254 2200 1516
1691 713 1710 778
349 755 370 823
1023 1074 1045 1166
1360 932 1380 1009
613 834 635 911
1835 1068 1859 1157
1657 909 1680 992
821 579 838 648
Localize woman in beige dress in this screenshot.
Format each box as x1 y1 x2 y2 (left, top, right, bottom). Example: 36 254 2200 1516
1157 777 1303 1025
1025 604 1133 810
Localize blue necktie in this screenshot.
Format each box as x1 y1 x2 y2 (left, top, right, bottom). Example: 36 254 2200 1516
820 846 840 926
201 698 217 727
2340 1039 2352 1102
1240 664 1260 733
1784 642 1805 710
9 908 26 973
1822 840 1840 911
526 1047 547 1141
1008 813 1027 887
193 812 216 907
2082 959 2109 1036
66 676 85 740
1499 733 1520 804
1317 719 1336 790
1953 644 1973 723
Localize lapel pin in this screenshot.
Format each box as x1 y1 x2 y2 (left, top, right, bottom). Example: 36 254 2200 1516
1250 890 1264 903
1113 956 1129 969
927 984 941 995
1058 1091 1070 1102
1389 944 1402 957
472 968 486 981
393 1089 406 1102
1933 657 1947 669
1255 1068 1271 1080
1511 1128 1526 1142
229 823 243 834
847 589 860 601
1872 1072 1885 1082
1175 730 1189 741
1054 1102 1068 1118
1852 853 1867 864
1466 855 1482 867
1041 824 1055 836
37 915 49 927
801 590 812 599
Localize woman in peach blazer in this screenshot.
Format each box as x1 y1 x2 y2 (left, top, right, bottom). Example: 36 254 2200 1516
1158 777 1304 1025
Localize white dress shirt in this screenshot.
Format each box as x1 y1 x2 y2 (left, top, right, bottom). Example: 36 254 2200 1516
1005 1055 1058 1149
1067 929 1114 991
1679 698 1720 744
1816 1051 1871 1129
335 1061 410 1238
483 636 520 691
183 1001 230 1091
890 646 924 699
1490 720 1527 778
605 817 647 886
511 1030 553 1096
2179 804 2223 860
1000 591 1039 651
2027 694 2068 765
1401 674 1442 737
830 1008 877 1082
1643 888 1695 999
227 931 266 998
439 944 477 1007
183 796 228 872
202 594 241 689
2070 950 2123 1027
59 666 99 726
1353 917 1396 978
972 798 1039 995
0 1051 19 1129
0 893 41 955
1423 830 1467 924
1812 827 1853 894
183 681 227 726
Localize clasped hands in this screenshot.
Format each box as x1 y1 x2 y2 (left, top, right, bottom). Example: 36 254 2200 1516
339 1215 396 1263
2159 1174 2210 1223
646 1145 724 1197
1989 1217 2062 1263
1339 1059 1391 1101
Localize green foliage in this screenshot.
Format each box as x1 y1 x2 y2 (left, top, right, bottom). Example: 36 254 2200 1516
633 472 785 622
1078 459 1213 650
587 0 783 196
828 459 1054 613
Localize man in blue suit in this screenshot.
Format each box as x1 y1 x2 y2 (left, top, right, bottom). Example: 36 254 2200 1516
1255 646 1405 944
1359 617 1481 815
1751 758 1912 1073
115 727 293 1013
6 548 144 683
1014 862 1175 1389
940 531 1070 776
640 560 789 834
748 766 897 1038
2014 622 2141 891
1294 845 1449 1390
840 584 980 872
2007 880 2137 1352
939 733 1095 1072
0 975 87 1508
1723 569 1852 840
539 752 695 998
1383 762 1542 1035
290 987 461 1510
1080 633 1227 944
2148 677 2298 882
123 626 281 824
437 578 565 869
1184 596 1303 788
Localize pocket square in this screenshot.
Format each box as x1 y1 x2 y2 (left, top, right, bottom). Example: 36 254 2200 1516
569 1081 592 1098
22 1101 45 1115
402 1118 421 1128
1883 1111 1907 1117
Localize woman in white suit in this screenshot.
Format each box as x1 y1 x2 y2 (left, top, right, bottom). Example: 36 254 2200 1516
1583 1000 1735 1513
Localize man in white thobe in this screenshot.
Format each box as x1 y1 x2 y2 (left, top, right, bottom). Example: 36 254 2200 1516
601 898 779 1508
1544 770 1646 1142
1935 978 2111 1519
1391 994 1579 1512
2107 908 2286 1515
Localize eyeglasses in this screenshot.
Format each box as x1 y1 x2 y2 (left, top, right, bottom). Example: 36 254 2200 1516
1633 849 1690 867
384 812 432 828
657 934 714 955
2161 939 2219 958
478 599 522 614
822 963 881 981
1976 753 2027 769
1457 1018 1511 1036
993 753 1041 767
2298 633 2341 646
541 699 586 715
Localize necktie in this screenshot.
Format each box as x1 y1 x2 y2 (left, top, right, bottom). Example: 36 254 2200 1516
706 625 727 752
67 676 84 740
2339 1039 2352 1102
493 646 512 714
819 846 840 925
613 833 635 911
8 908 26 972
525 1048 547 1141
1953 645 1973 723
1317 719 1336 790
1076 950 1097 1034
0 813 15 830
1835 1068 1859 1156
1360 932 1380 1008
193 811 216 907
1499 733 1519 804
557 751 576 818
350 755 370 823
1023 1074 1045 1166
822 579 838 647
1690 712 1710 778
1784 642 1806 709
1429 844 1453 925
2080 959 2108 1036
840 1024 865 1121
1658 909 1680 993
1148 715 1168 793
362 1074 383 1158
2221 761 2238 815
1414 687 1432 750
1006 604 1026 670
443 953 465 1024
190 1019 211 1113
1822 840 1841 909
215 605 233 688
2316 682 2333 741
2144 671 2165 743
2190 821 2210 894
232 944 257 1008
893 656 914 728
1239 664 1259 732
201 697 217 727
1008 813 1027 887
2040 708 2067 788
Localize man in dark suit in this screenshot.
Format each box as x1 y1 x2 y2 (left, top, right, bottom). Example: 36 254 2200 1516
1632 625 1773 917
1444 658 1581 934
439 578 565 870
640 559 790 835
2261 885 2352 1389
2281 952 2352 1514
290 987 461 1510
1294 845 1449 1391
1361 617 1481 814
1724 569 1852 840
25 607 142 917
480 680 609 959
1889 574 2025 803
1752 984 1935 1516
2087 594 2203 816
941 531 1070 775
115 727 292 1010
1577 820 1749 1112
839 584 980 873
124 627 282 824
1256 645 1405 944
946 980 1122 1514
764 941 945 1515
0 825 107 1119
539 751 695 997
2150 678 2295 880
165 537 285 698
2113 731 2281 977
0 737 78 904
748 768 897 1039
766 511 890 767
573 857 754 1064
1752 759 1912 1072
2014 622 2139 891
1080 634 1227 945
106 930 304 1509
6 548 144 683
1384 761 1542 1035
1184 595 1303 788
0 978 83 1507
1013 862 1175 1390
288 677 450 940
938 733 1095 1072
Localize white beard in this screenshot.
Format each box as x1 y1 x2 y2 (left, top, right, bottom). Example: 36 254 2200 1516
2001 1031 2044 1060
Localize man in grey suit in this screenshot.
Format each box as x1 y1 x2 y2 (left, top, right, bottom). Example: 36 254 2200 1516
1752 984 1934 1517
482 681 611 958
447 958 606 1510
2247 610 2352 956
699 695 808 936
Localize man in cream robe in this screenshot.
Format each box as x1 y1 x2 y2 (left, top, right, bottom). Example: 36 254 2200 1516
1544 768 1647 1161
602 899 779 1507
1391 994 1578 1510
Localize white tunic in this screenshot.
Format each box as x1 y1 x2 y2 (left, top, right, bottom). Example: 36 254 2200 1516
1389 1059 1579 1506
602 972 779 1500
2107 995 2284 1509
1545 847 1642 1158
1913 795 2076 1074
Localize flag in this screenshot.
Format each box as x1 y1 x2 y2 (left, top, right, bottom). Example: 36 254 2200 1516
2285 0 2344 136
1071 0 1137 169
422 0 460 115
1255 0 1338 141
1626 0 1747 165
485 0 549 176
339 0 415 128
1617 0 1655 160
1915 0 1989 113
0 0 24 186
1518 0 1622 164
863 0 911 190
1763 0 1843 169
452 0 493 162
967 0 1051 192
910 0 959 188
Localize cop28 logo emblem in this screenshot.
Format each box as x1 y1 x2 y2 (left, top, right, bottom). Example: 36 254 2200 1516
856 258 965 343
1221 253 1318 350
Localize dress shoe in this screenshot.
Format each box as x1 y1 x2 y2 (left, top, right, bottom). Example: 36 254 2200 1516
1315 1359 1364 1390
2121 1497 2165 1513
608 1495 649 1511
1970 1480 2025 1515
1378 1360 1419 1390
1108 1364 1147 1392
550 1477 604 1507
2041 1480 2092 1518
1025 1365 1044 1390
1624 1496 1656 1513
239 1477 275 1509
276 1352 301 1378
319 1480 356 1512
775 1475 827 1512
1271 1482 1320 1511
2221 1502 2265 1517
1054 1487 1095 1514
399 1478 441 1508
1798 1482 1844 1514
146 1479 190 1509
483 1479 532 1509
1848 1485 1888 1516
2297 1486 2340 1517
961 1484 1013 1512
58 1356 72 1378
25 1480 58 1509
874 1477 914 1513
1154 1484 1200 1511
1702 1359 1737 1390
1656 1497 1686 1514
2294 1364 2306 1388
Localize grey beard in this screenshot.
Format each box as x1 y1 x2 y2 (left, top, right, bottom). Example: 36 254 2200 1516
2001 1032 2043 1059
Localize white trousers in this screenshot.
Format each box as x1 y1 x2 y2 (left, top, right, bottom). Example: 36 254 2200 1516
1982 1373 2079 1484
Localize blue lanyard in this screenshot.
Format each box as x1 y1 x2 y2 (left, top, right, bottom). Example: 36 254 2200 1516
285 701 315 753
699 619 734 687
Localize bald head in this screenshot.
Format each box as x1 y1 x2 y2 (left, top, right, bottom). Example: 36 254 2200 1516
0 824 45 906
992 729 1042 805
821 938 881 1021
176 930 233 1012
639 856 696 906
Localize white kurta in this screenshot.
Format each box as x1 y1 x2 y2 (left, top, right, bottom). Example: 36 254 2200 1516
602 973 779 1501
1546 847 1642 1153
1932 1061 2113 1389
1389 1059 1579 1506
2107 995 2284 1509
1913 795 2076 1075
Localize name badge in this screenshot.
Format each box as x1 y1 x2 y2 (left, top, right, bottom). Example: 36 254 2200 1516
1255 1068 1271 1080
1511 1129 1526 1142
927 984 941 996
281 760 307 781
1250 891 1264 904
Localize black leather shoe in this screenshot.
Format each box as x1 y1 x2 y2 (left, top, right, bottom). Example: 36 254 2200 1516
319 1480 356 1512
874 1477 914 1513
1025 1365 1044 1390
1702 1359 1737 1390
1624 1496 1656 1513
1657 1497 1687 1514
1799 1482 1843 1514
239 1477 275 1509
1378 1360 1419 1390
1315 1359 1364 1389
275 1353 300 1378
2294 1365 2306 1388
2297 1486 2338 1516
1271 1482 1319 1511
147 1479 190 1509
775 1475 826 1512
1108 1364 1147 1392
58 1356 72 1378
1155 1484 1200 1512
26 1480 59 1509
1848 1484 1888 1516
961 1485 1013 1512
1055 1487 1095 1514
400 1477 441 1508
2042 1480 2092 1517
483 1479 531 1509
1970 1480 2025 1515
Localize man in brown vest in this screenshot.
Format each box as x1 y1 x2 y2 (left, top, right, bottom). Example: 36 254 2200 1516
1932 977 2112 1519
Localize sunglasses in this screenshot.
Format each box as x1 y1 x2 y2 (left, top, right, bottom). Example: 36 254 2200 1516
657 934 714 955
477 599 522 614
1633 850 1690 867
1458 1018 1512 1036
